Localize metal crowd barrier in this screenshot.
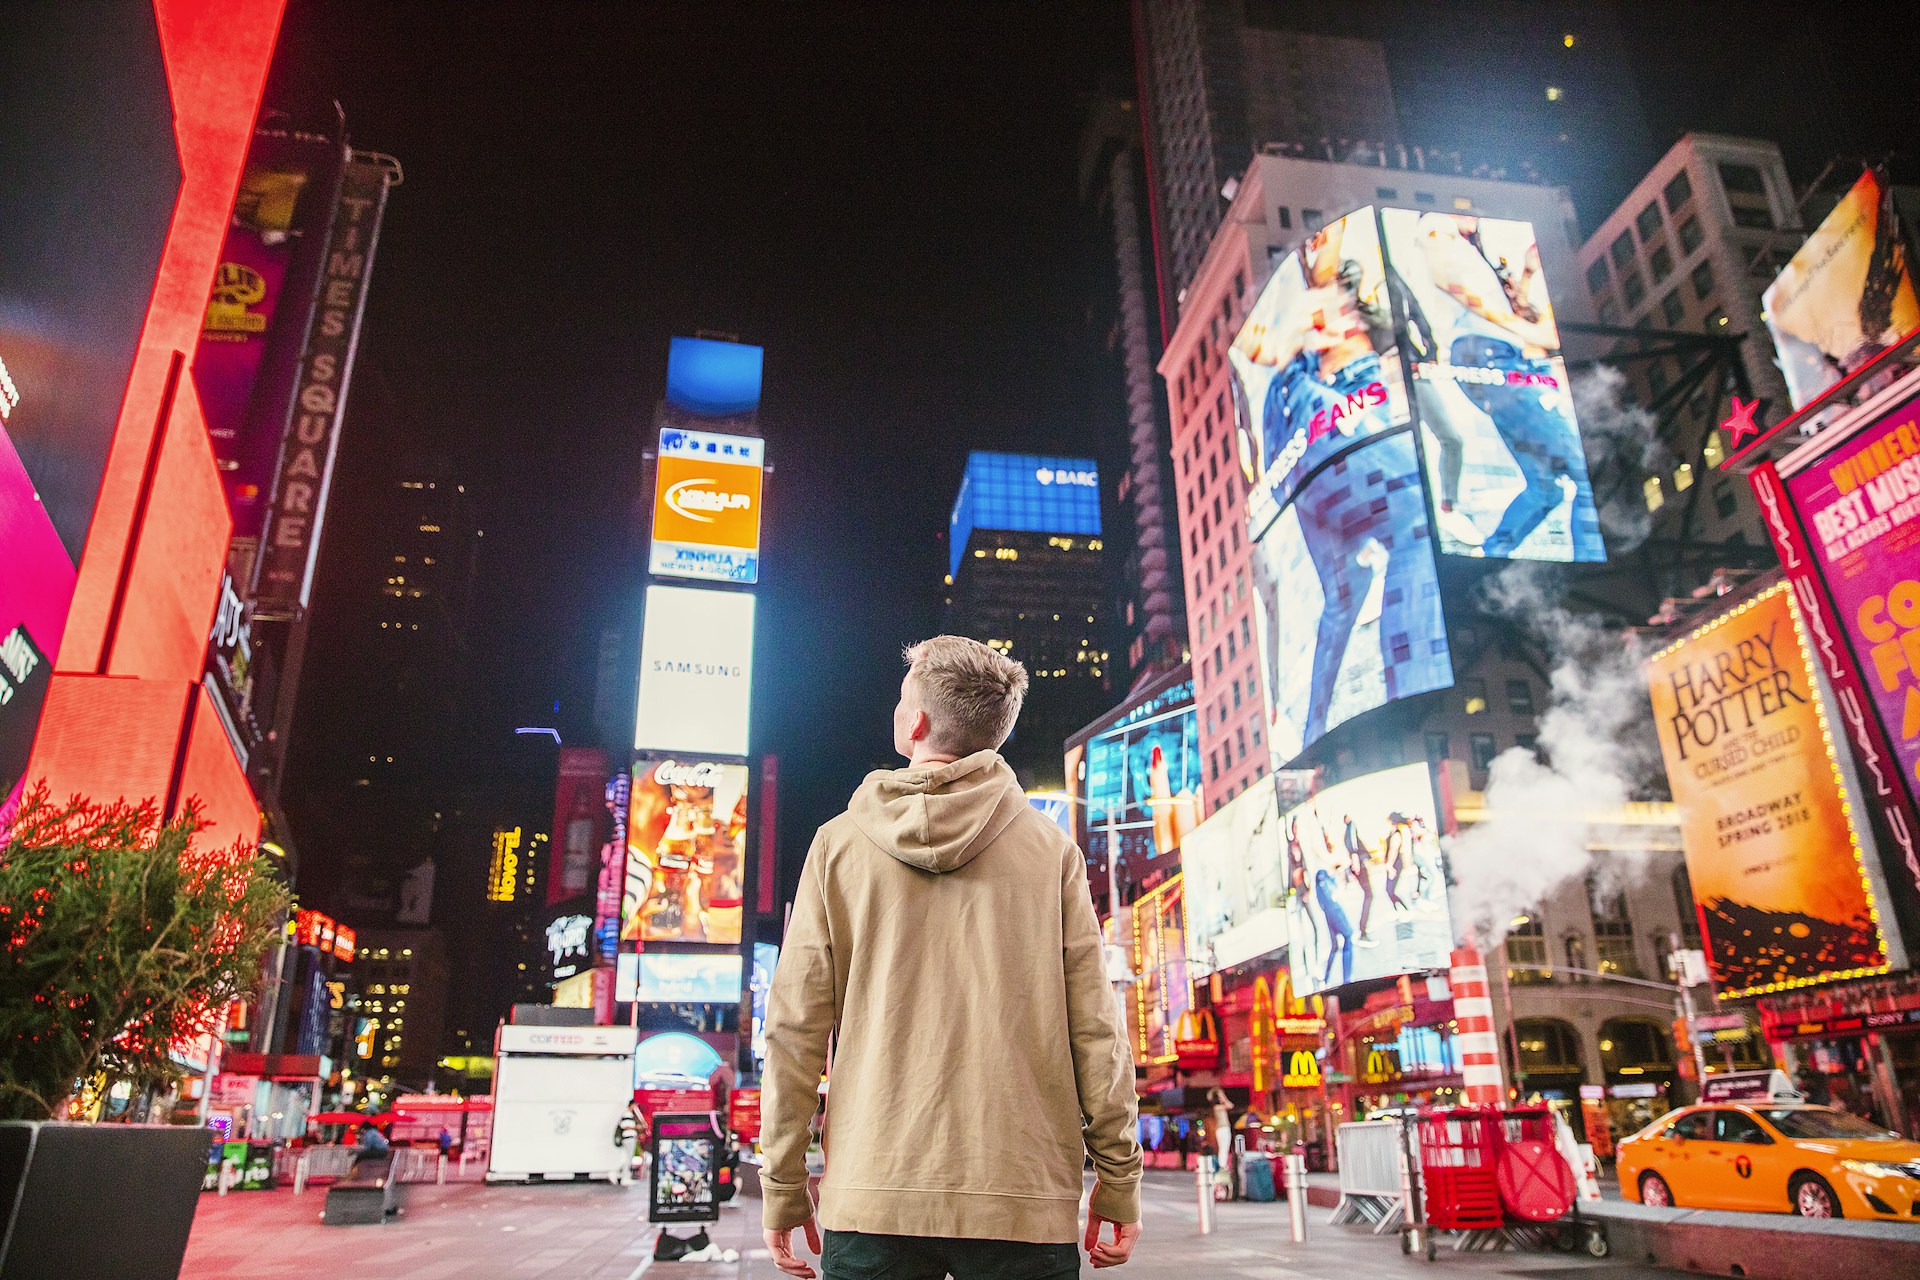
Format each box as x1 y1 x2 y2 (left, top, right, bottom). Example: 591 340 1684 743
1329 1120 1407 1234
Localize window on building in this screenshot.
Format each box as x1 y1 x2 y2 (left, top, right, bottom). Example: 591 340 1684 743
1416 191 1436 206
1718 161 1767 195
1729 202 1774 229
1715 485 1739 519
1237 726 1248 757
1469 732 1498 773
1463 678 1488 715
1673 461 1694 492
1585 257 1610 295
1643 475 1664 511
1226 628 1236 660
1598 298 1619 325
1704 306 1727 329
1213 649 1224 676
1587 876 1642 978
1241 616 1252 646
1303 209 1324 232
1649 244 1673 283
1702 429 1726 469
1677 215 1703 254
1671 863 1702 948
1690 259 1715 301
1235 569 1246 600
1230 676 1243 709
1507 919 1552 984
1609 230 1635 269
1210 751 1220 781
1622 271 1645 309
1663 168 1693 214
1636 201 1663 243
1507 680 1536 715
1276 206 1292 229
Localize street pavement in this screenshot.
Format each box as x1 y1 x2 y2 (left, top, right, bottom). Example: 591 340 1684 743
180 1170 1686 1280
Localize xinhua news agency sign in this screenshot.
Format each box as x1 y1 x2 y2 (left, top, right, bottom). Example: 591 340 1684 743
254 160 391 617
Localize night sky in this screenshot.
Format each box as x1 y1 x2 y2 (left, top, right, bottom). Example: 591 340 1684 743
259 2 1910 896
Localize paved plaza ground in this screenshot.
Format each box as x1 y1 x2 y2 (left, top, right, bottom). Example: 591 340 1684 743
180 1171 1686 1280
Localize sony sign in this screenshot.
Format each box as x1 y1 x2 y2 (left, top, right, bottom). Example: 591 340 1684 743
634 584 756 758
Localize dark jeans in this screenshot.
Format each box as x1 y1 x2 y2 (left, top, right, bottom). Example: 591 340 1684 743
822 1230 1079 1280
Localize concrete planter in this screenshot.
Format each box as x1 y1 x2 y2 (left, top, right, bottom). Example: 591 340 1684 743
0 1122 210 1279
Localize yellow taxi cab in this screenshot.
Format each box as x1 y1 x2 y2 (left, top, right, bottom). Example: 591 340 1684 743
1617 1100 1920 1219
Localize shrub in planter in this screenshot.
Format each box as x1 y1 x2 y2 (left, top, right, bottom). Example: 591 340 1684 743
0 787 289 1121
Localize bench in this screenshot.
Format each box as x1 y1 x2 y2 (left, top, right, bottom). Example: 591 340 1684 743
322 1154 400 1225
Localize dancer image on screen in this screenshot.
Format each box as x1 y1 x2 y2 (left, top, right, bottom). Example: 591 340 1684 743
1411 214 1595 557
1285 814 1323 980
1312 814 1354 987
1382 812 1414 914
1342 814 1379 946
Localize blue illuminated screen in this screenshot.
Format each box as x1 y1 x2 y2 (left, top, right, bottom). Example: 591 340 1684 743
949 451 1101 577
666 336 765 417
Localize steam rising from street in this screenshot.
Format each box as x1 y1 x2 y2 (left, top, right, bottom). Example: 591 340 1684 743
1445 563 1663 946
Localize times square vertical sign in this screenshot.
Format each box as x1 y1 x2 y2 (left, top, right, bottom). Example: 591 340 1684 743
1750 386 1920 939
253 159 393 618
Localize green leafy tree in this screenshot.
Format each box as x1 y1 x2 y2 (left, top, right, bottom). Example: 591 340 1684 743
0 787 290 1121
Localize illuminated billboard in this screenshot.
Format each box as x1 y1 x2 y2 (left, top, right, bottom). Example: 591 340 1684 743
624 757 748 945
1182 777 1286 977
549 747 608 906
621 953 744 1005
1764 170 1920 410
1283 763 1452 997
1070 673 1201 869
1378 209 1603 563
749 942 778 1062
1648 585 1896 997
649 428 764 585
666 336 764 419
1780 391 1920 831
948 451 1101 577
1130 875 1189 1066
1230 208 1409 536
0 426 76 801
634 585 755 758
1249 432 1451 765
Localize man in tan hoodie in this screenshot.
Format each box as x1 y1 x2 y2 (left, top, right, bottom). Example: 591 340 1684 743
761 636 1143 1279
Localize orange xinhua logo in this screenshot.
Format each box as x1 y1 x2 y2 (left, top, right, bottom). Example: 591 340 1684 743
653 453 763 550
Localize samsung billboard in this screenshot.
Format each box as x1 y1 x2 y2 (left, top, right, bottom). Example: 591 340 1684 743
634 585 755 758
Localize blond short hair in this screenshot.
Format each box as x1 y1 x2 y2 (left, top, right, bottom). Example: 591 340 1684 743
903 636 1029 754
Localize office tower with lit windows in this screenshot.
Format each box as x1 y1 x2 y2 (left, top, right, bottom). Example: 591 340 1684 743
943 452 1110 789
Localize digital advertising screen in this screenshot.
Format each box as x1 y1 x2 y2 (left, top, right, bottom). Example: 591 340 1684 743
1230 208 1410 536
1378 209 1604 563
1249 432 1452 766
634 585 755 758
1283 763 1452 997
0 425 76 802
1182 778 1286 978
1783 392 1920 829
665 336 764 419
1764 170 1920 411
1647 585 1895 998
624 757 748 945
948 451 1101 577
648 428 764 585
550 746 609 906
1077 675 1202 869
749 942 778 1062
627 953 744 1005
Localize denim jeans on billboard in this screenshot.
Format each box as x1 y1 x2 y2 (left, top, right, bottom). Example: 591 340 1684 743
1315 868 1354 987
822 1231 1081 1280
1451 334 1591 557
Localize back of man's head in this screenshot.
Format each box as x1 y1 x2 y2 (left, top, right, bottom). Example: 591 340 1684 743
903 635 1029 755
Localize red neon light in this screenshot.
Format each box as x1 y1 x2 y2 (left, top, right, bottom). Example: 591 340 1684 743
26 0 284 839
1723 396 1761 447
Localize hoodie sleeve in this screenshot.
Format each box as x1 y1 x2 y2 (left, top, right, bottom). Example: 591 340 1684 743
760 833 836 1231
1060 846 1143 1223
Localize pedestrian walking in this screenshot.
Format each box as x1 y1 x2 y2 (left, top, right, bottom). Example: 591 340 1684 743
761 636 1144 1279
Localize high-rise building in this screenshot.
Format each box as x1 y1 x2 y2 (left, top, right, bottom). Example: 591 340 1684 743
349 928 452 1094
943 452 1110 788
1133 1 1401 325
1163 151 1589 811
1577 134 1806 551
1080 98 1189 691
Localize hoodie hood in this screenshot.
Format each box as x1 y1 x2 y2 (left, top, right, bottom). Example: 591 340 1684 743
848 749 1028 873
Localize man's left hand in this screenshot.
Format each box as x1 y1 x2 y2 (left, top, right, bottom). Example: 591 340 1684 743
764 1218 823 1278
